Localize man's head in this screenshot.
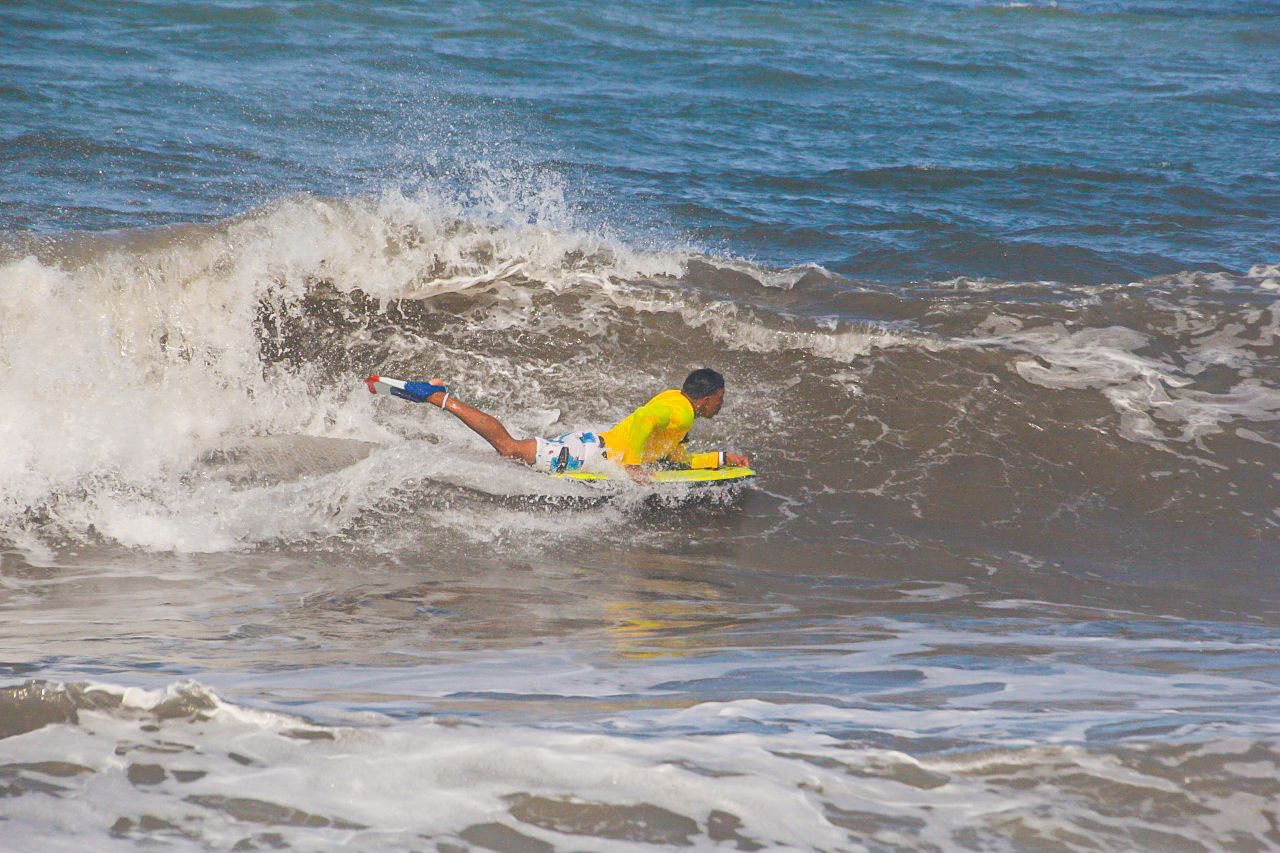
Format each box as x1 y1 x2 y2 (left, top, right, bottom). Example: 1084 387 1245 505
682 368 725 417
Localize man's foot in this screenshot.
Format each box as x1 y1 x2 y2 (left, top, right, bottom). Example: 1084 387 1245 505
399 380 448 405
364 375 449 406
426 378 449 409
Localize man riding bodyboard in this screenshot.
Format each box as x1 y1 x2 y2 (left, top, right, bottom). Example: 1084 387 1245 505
365 368 750 477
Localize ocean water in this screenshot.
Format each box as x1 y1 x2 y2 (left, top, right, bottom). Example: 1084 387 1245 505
2 1 1279 849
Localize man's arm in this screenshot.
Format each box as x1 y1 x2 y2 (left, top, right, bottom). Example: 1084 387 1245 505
664 438 748 470
664 438 692 467
680 447 722 469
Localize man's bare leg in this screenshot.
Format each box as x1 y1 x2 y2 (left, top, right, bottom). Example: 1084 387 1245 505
423 380 537 465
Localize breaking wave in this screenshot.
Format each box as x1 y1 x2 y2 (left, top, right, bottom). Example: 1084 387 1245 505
1 189 1276 571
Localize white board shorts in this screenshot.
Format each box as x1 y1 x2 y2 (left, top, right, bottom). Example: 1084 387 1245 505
533 430 608 474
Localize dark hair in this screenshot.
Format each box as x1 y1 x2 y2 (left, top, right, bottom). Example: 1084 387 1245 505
682 368 725 400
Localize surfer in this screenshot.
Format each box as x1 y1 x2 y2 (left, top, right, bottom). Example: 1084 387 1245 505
367 368 750 475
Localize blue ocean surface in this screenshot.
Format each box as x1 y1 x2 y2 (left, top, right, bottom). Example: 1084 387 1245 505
3 0 1276 280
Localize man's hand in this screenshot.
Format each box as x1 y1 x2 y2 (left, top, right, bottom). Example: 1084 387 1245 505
725 452 750 468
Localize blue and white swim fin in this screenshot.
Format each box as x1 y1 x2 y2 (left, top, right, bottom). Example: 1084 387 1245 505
364 375 447 404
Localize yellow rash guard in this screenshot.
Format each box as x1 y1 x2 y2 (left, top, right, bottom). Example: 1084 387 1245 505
600 389 723 469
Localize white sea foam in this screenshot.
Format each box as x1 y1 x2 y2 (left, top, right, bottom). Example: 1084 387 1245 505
600 284 910 363
3 672 1277 850
970 320 1280 450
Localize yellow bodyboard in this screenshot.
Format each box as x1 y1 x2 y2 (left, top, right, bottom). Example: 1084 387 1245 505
549 466 755 484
